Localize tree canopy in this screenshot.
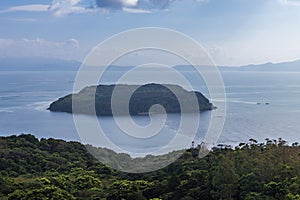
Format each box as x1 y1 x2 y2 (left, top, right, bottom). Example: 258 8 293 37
1 134 300 199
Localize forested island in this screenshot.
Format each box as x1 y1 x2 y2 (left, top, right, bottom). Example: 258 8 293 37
48 83 214 116
1 134 300 199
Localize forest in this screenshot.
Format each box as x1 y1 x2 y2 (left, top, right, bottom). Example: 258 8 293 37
1 134 300 200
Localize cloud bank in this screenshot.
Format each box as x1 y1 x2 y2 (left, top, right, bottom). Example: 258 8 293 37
49 0 206 15
0 38 81 60
0 0 208 15
1 0 300 16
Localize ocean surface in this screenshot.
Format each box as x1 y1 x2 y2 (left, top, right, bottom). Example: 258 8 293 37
1 68 300 155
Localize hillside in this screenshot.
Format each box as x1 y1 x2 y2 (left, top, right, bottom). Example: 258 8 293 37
1 134 300 199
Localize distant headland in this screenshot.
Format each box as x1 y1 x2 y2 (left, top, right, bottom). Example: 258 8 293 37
48 83 214 116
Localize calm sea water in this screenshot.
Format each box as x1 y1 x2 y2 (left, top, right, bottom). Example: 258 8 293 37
1 69 300 155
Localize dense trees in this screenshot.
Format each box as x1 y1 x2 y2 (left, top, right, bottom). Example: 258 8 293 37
1 134 300 199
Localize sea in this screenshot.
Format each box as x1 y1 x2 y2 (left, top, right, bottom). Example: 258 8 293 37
1 67 300 156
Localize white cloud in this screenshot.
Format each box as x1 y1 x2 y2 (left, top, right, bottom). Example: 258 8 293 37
49 0 207 16
49 0 91 16
0 4 49 14
0 0 207 16
49 0 147 15
122 0 139 7
9 18 38 22
122 7 152 13
66 38 80 48
279 0 300 6
0 38 82 60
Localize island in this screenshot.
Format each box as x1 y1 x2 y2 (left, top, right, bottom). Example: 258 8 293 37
48 83 214 116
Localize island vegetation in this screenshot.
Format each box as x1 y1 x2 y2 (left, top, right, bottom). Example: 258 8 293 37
48 83 214 116
1 134 300 199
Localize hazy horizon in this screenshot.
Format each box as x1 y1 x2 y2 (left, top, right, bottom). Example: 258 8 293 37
1 55 300 68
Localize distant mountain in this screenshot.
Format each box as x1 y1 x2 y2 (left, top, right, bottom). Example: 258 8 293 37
220 60 300 72
0 57 81 71
174 60 300 72
1 56 300 72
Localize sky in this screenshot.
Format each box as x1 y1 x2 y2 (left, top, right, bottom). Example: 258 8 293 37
1 0 300 66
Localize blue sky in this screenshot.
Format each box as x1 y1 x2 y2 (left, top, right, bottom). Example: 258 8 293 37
1 0 300 66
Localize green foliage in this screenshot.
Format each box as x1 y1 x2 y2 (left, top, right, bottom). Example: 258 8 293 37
1 134 300 199
106 180 153 200
211 155 239 199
